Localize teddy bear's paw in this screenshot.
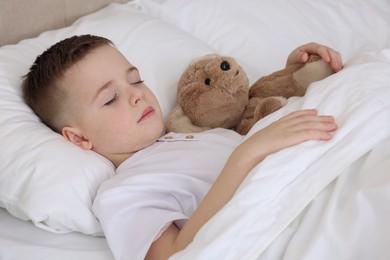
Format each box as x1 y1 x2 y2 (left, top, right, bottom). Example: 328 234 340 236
274 96 288 106
253 96 287 119
235 119 253 135
293 57 335 90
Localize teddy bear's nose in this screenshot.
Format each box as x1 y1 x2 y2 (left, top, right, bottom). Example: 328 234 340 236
220 61 231 71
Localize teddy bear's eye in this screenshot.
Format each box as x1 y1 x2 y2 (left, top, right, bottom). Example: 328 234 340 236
220 61 230 71
205 78 211 85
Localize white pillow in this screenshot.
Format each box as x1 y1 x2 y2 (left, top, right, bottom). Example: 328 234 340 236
0 2 215 235
141 0 390 82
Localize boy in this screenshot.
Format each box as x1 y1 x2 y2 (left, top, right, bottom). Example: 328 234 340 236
23 35 341 259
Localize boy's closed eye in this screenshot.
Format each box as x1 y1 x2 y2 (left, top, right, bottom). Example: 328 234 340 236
104 93 118 106
102 80 144 106
130 80 144 86
127 66 144 85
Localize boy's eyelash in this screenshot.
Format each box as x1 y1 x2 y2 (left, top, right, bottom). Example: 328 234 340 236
132 80 144 85
104 93 118 106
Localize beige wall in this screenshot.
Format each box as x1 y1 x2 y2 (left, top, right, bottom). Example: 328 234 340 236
0 0 129 46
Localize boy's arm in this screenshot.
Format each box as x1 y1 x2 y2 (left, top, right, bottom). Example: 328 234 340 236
146 109 337 259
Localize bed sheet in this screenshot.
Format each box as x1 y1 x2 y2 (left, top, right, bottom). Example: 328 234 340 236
0 208 113 260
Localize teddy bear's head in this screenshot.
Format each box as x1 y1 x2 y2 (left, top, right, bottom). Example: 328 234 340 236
176 54 249 129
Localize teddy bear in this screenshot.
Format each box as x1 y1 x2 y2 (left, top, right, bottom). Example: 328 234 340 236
165 54 334 135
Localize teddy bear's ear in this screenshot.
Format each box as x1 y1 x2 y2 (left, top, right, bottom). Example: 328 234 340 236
189 53 220 65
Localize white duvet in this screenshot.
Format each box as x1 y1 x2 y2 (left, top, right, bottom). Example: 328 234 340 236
171 50 390 259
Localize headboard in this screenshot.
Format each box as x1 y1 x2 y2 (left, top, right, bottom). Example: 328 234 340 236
0 0 129 46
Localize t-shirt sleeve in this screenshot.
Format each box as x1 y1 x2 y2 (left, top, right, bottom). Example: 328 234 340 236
93 188 187 260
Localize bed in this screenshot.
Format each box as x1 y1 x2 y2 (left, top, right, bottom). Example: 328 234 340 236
1 0 390 259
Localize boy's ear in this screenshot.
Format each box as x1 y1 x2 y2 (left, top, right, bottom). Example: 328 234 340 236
62 126 93 150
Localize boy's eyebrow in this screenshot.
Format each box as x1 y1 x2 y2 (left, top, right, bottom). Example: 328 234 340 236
93 66 139 103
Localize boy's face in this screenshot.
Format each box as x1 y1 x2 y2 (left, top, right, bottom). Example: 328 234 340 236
60 45 164 167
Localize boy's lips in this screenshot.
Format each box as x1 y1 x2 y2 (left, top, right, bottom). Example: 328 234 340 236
138 106 155 122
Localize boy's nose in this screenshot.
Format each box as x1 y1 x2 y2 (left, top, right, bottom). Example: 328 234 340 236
128 87 145 105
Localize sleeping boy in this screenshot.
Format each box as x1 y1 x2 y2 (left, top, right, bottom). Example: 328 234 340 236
22 34 341 259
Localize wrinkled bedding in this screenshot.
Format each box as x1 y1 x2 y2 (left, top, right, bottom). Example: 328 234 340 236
171 50 390 259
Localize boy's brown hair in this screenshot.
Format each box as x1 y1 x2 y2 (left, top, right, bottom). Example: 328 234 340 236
22 34 112 133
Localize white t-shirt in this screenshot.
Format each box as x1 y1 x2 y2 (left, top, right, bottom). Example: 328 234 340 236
93 128 243 260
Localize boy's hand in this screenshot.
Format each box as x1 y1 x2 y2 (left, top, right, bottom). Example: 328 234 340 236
286 42 343 72
237 109 337 169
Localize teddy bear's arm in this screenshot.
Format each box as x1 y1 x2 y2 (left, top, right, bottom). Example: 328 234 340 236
165 106 211 133
235 97 287 135
249 55 334 99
